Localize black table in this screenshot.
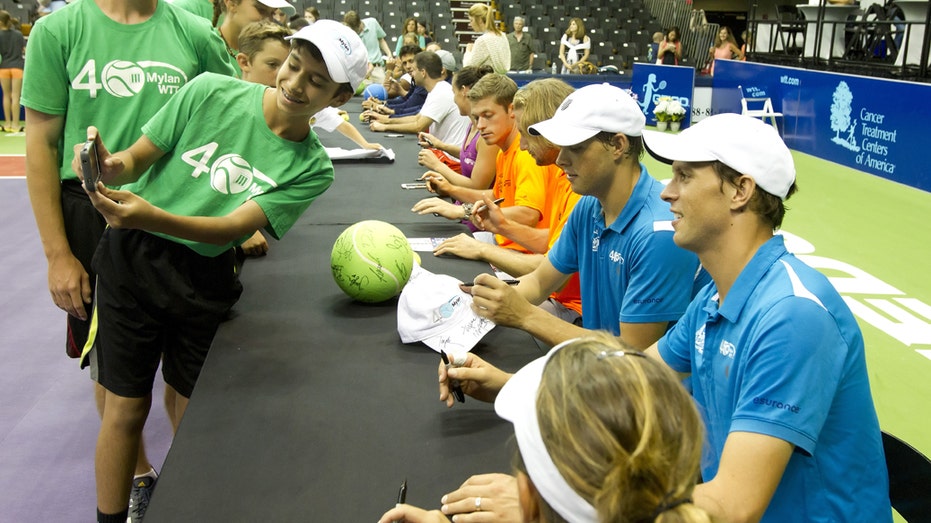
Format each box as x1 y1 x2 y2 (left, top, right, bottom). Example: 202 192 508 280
144 102 544 521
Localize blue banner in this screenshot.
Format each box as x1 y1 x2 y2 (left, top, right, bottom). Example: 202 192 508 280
631 63 695 128
713 60 931 193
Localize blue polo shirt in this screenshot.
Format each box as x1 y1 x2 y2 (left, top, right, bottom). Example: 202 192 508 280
658 236 891 522
547 166 705 334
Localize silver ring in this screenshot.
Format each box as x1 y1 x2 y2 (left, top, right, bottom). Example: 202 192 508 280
475 496 482 511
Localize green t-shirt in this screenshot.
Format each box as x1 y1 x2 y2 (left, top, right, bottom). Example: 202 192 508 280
167 0 213 21
20 0 236 182
138 73 335 257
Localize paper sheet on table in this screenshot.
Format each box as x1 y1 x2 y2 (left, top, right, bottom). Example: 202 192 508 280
407 237 448 252
406 232 496 252
325 147 396 162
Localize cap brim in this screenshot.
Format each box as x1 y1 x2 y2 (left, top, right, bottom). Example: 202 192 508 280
258 0 296 16
528 120 600 147
642 129 718 165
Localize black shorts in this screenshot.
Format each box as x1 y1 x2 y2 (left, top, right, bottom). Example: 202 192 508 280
61 180 107 358
91 228 243 398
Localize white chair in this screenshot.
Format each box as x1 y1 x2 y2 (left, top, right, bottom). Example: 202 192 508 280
738 85 784 134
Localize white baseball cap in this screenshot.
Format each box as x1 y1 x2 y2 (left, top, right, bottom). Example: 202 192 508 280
642 113 796 199
397 265 495 354
286 20 369 91
258 0 295 17
528 83 645 146
495 339 599 523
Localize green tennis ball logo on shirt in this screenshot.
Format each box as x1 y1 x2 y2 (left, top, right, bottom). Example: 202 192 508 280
210 154 255 195
331 220 414 303
102 60 146 98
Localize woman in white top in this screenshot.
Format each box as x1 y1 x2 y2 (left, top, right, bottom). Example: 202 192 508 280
462 3 511 74
559 17 591 74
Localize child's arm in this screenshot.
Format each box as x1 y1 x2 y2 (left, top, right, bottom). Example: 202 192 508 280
87 187 269 246
336 121 383 150
72 127 166 187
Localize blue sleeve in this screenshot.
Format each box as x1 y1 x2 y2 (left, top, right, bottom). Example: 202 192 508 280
730 298 847 454
619 227 699 323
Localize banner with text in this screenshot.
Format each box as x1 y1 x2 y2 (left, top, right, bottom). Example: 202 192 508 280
712 60 930 193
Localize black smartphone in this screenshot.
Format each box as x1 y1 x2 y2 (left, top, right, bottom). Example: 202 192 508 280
80 140 101 192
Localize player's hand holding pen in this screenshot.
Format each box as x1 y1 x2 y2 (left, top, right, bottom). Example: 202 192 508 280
437 351 513 408
470 194 507 233
463 273 535 329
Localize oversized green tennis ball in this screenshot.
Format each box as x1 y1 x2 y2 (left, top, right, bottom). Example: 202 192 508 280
331 220 414 303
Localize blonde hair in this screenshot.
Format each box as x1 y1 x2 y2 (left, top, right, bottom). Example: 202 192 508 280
468 3 501 35
566 17 586 40
534 333 712 523
467 73 517 108
513 78 574 150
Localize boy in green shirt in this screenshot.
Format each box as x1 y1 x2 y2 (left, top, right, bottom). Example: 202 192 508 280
77 20 366 523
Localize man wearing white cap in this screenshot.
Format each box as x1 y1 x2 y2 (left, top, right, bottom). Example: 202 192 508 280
79 20 367 523
641 113 891 522
467 83 705 350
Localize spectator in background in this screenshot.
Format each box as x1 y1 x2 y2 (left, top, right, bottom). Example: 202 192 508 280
395 16 426 55
647 31 664 63
343 10 393 85
558 17 590 74
507 16 535 73
365 51 469 174
709 26 743 76
303 6 318 23
363 44 429 118
417 19 433 47
462 3 510 74
0 10 25 133
658 26 682 65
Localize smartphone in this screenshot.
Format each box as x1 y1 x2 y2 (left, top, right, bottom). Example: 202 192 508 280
401 182 428 190
80 140 101 192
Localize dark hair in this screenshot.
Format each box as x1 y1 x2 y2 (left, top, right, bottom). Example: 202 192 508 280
289 17 310 30
414 51 444 79
398 44 423 58
290 39 356 98
666 26 681 42
593 132 644 161
453 65 494 90
707 160 796 229
303 6 319 20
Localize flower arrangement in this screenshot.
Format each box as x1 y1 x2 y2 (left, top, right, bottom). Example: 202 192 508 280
653 97 686 122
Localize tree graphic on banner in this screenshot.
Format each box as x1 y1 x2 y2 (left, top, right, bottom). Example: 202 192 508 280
830 82 860 151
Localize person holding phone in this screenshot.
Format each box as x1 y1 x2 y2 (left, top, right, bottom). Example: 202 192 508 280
21 0 235 520
72 21 365 523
